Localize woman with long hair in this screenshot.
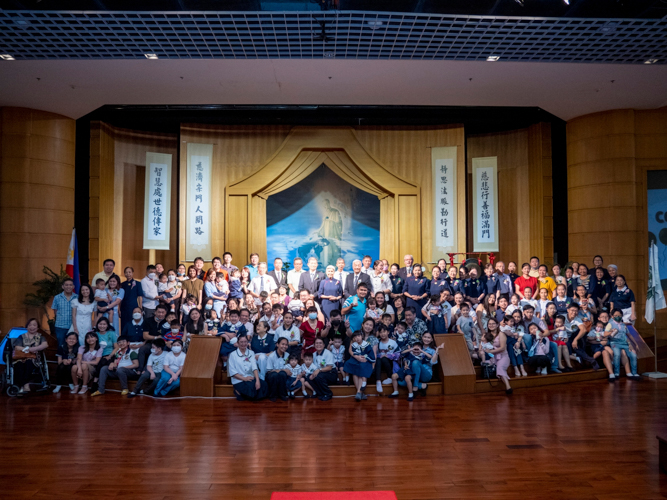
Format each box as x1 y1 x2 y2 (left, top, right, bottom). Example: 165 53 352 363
70 283 95 345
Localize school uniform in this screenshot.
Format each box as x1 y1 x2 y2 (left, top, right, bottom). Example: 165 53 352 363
464 278 485 302
445 276 465 299
553 296 572 315
609 286 636 323
228 348 268 401
250 333 275 379
423 301 447 334
343 341 376 379
375 339 398 380
265 350 291 400
275 324 301 358
120 279 144 333
590 278 611 307
310 348 337 400
329 344 346 371
218 321 248 356
285 363 304 394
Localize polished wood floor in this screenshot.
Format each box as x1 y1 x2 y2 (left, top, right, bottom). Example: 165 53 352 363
3 379 667 500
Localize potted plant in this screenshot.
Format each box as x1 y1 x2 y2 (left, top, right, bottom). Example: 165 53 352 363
23 265 71 336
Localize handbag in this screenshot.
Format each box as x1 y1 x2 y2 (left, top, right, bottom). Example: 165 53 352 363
480 362 496 380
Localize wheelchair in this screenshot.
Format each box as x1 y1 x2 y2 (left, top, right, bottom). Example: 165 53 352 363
1 329 50 397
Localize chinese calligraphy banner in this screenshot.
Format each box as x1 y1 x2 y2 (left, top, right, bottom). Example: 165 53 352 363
432 147 458 256
143 152 172 250
186 143 213 260
472 157 499 252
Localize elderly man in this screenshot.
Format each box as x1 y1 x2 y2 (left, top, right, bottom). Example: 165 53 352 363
398 254 414 281
344 259 372 299
494 261 513 301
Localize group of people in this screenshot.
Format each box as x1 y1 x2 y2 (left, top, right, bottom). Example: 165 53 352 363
13 251 638 400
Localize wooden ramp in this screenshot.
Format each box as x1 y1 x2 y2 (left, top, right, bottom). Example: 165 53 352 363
433 333 476 395
180 336 222 397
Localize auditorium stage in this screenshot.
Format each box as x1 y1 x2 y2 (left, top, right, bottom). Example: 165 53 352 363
4 379 667 499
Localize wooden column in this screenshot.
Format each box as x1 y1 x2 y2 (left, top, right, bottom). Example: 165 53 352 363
0 107 75 332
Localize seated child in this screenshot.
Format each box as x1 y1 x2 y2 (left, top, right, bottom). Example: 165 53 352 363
128 338 166 397
500 314 527 377
94 278 113 323
180 294 197 325
269 303 285 334
218 310 248 361
228 269 244 300
154 339 186 397
380 313 395 337
394 321 409 350
163 319 184 350
526 323 552 375
343 331 376 401
376 324 399 396
392 340 424 401
329 336 347 384
301 352 317 398
274 311 301 358
506 293 522 316
456 303 477 360
365 298 382 322
285 354 304 398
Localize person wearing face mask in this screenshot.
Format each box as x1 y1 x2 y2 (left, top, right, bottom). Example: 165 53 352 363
127 338 166 398
140 264 160 321
121 307 146 351
326 309 352 357
120 266 144 333
299 306 330 356
138 304 169 372
154 339 187 397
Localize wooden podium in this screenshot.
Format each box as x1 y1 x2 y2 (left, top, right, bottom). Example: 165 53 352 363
433 333 476 395
180 336 222 397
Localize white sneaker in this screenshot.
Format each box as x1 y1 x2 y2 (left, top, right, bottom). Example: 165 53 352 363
52 385 62 393
376 381 383 393
382 378 392 385
514 370 522 377
541 367 548 375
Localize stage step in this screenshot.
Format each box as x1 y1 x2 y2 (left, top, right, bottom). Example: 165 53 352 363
214 381 443 398
475 368 609 393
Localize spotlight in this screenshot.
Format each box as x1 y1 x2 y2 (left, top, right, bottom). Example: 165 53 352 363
144 53 159 60
514 0 524 5
564 0 570 4
644 58 659 64
0 54 15 60
486 55 500 61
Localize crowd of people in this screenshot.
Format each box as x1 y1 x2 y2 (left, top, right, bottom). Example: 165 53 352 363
11 251 640 400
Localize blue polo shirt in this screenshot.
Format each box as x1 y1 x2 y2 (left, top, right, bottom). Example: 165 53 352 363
343 294 367 332
122 319 145 343
245 264 259 281
609 287 636 310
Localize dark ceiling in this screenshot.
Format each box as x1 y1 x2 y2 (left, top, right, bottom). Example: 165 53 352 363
1 0 666 18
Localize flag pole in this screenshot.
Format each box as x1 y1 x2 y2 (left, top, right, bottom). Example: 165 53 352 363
643 242 667 379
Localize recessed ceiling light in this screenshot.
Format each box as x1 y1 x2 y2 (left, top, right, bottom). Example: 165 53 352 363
486 55 500 61
563 0 570 4
644 58 659 64
367 20 383 30
144 53 158 60
0 54 15 61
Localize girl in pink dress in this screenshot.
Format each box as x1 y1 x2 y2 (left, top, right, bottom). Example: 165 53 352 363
482 318 513 395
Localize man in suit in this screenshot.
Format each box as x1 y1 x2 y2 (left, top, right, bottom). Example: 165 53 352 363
344 259 372 299
267 257 287 288
398 254 414 282
298 257 324 297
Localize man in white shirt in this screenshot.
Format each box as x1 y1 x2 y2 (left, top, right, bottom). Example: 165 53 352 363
140 264 160 320
249 262 278 302
360 255 373 275
333 257 348 283
369 259 392 298
287 257 305 298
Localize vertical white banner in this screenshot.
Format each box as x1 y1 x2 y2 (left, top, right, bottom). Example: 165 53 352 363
186 143 213 260
432 147 458 256
143 152 172 250
472 157 499 252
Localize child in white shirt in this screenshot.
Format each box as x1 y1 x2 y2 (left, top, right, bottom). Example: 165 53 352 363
301 352 317 398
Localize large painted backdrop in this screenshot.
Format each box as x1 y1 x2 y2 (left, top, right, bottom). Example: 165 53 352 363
648 170 667 291
266 165 380 271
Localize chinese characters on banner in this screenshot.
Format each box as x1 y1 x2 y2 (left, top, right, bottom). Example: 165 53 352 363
472 157 499 252
143 153 172 250
432 147 458 256
186 143 213 260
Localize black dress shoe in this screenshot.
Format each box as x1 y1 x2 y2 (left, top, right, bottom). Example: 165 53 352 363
319 394 332 401
280 396 289 401
419 388 427 397
505 388 513 395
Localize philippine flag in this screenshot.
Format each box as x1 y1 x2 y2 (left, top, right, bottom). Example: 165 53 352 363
66 228 81 293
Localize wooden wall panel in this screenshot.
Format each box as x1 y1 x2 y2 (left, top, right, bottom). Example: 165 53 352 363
567 106 667 339
0 107 75 333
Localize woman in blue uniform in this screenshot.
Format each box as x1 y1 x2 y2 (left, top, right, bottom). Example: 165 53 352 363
228 335 268 401
609 274 637 324
317 265 343 320
389 264 405 301
343 331 377 401
250 320 275 379
445 266 465 302
402 264 429 319
429 266 450 297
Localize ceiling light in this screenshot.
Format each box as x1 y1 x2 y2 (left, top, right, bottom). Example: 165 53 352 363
644 58 659 64
486 55 500 61
514 0 524 5
144 53 158 60
0 54 15 61
367 20 383 30
563 0 570 4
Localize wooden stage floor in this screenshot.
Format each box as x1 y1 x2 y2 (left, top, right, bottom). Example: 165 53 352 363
3 379 667 500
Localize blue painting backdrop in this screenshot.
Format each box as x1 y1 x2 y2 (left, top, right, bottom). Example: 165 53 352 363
266 165 380 272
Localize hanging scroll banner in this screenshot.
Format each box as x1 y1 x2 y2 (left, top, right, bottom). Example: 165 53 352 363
143 152 172 250
186 143 213 261
432 147 458 256
472 156 499 252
